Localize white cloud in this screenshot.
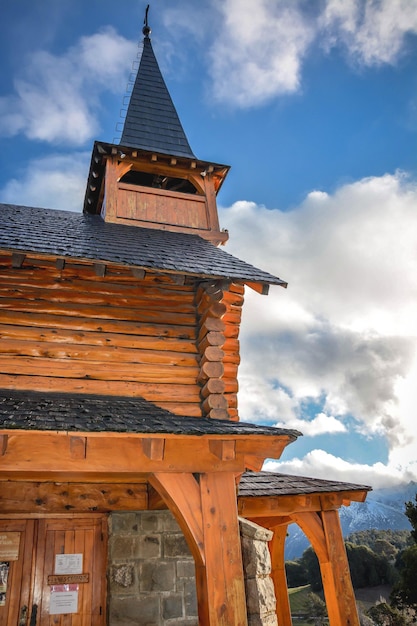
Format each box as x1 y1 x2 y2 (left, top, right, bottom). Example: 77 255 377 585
220 171 417 480
0 154 87 212
165 0 417 108
0 27 135 145
320 0 417 66
264 449 416 490
206 0 315 107
273 413 347 436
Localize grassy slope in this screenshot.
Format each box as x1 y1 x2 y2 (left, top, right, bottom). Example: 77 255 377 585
288 584 393 622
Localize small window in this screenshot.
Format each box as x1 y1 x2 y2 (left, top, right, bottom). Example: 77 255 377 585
120 170 198 195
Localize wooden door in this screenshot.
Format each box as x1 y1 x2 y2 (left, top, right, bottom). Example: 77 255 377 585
0 519 35 626
0 516 107 626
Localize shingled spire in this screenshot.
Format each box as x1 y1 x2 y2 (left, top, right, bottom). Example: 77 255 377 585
83 7 230 245
120 8 195 159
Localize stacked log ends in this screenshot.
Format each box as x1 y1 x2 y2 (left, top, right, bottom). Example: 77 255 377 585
196 281 244 421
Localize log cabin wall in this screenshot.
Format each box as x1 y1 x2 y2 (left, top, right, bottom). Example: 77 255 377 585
0 252 244 421
0 252 203 417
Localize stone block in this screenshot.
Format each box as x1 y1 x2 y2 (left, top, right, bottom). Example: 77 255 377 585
245 577 276 615
183 578 198 616
133 534 161 559
110 594 159 625
140 512 162 532
161 511 182 531
240 517 273 542
241 536 272 577
110 535 136 560
162 594 183 620
248 612 278 626
111 564 135 589
176 560 195 579
163 533 191 558
111 512 140 534
140 561 176 592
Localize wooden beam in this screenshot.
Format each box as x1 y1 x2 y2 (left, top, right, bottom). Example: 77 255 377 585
246 282 270 295
268 523 292 626
0 481 148 513
320 510 360 626
196 472 248 626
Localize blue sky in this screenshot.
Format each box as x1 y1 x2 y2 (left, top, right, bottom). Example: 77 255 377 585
1 0 416 489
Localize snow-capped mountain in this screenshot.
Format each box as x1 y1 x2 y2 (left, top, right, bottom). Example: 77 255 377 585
285 481 416 561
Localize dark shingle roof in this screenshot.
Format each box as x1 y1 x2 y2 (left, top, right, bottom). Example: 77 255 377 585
120 36 195 159
0 204 286 287
0 390 300 439
239 471 371 497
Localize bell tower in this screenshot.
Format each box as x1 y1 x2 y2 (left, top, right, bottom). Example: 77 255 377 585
83 9 229 245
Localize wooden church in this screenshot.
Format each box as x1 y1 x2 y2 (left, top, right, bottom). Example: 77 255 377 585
0 11 370 626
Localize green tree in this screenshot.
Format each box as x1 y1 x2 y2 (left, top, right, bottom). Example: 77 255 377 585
304 592 328 625
391 493 417 615
299 547 322 591
367 602 407 626
285 559 308 588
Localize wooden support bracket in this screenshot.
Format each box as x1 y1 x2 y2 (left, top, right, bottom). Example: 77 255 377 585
94 263 106 277
0 435 8 456
131 268 146 279
142 438 165 461
11 253 26 268
69 436 87 460
209 440 236 461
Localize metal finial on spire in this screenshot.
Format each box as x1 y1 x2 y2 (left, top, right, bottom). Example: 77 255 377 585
143 4 151 38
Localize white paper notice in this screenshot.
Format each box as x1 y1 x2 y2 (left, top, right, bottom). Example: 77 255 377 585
50 590 78 614
55 554 83 575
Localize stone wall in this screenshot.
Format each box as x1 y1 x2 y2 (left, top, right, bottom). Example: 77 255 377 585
108 511 278 626
108 511 198 626
240 518 278 626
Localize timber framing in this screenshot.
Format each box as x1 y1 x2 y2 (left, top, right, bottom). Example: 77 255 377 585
0 429 294 480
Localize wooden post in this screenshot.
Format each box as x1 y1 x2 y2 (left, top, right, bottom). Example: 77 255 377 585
150 471 247 626
293 510 360 626
269 524 292 626
320 510 360 626
196 472 248 626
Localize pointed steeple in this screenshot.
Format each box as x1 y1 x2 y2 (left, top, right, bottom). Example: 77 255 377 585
120 10 195 159
83 7 229 246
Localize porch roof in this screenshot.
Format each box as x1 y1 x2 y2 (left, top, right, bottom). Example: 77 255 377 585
0 389 300 440
239 471 371 497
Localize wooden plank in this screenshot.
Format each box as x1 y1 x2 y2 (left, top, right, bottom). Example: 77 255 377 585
0 356 199 383
0 298 196 326
0 285 197 312
0 311 197 339
0 374 202 404
0 324 198 352
0 339 199 366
